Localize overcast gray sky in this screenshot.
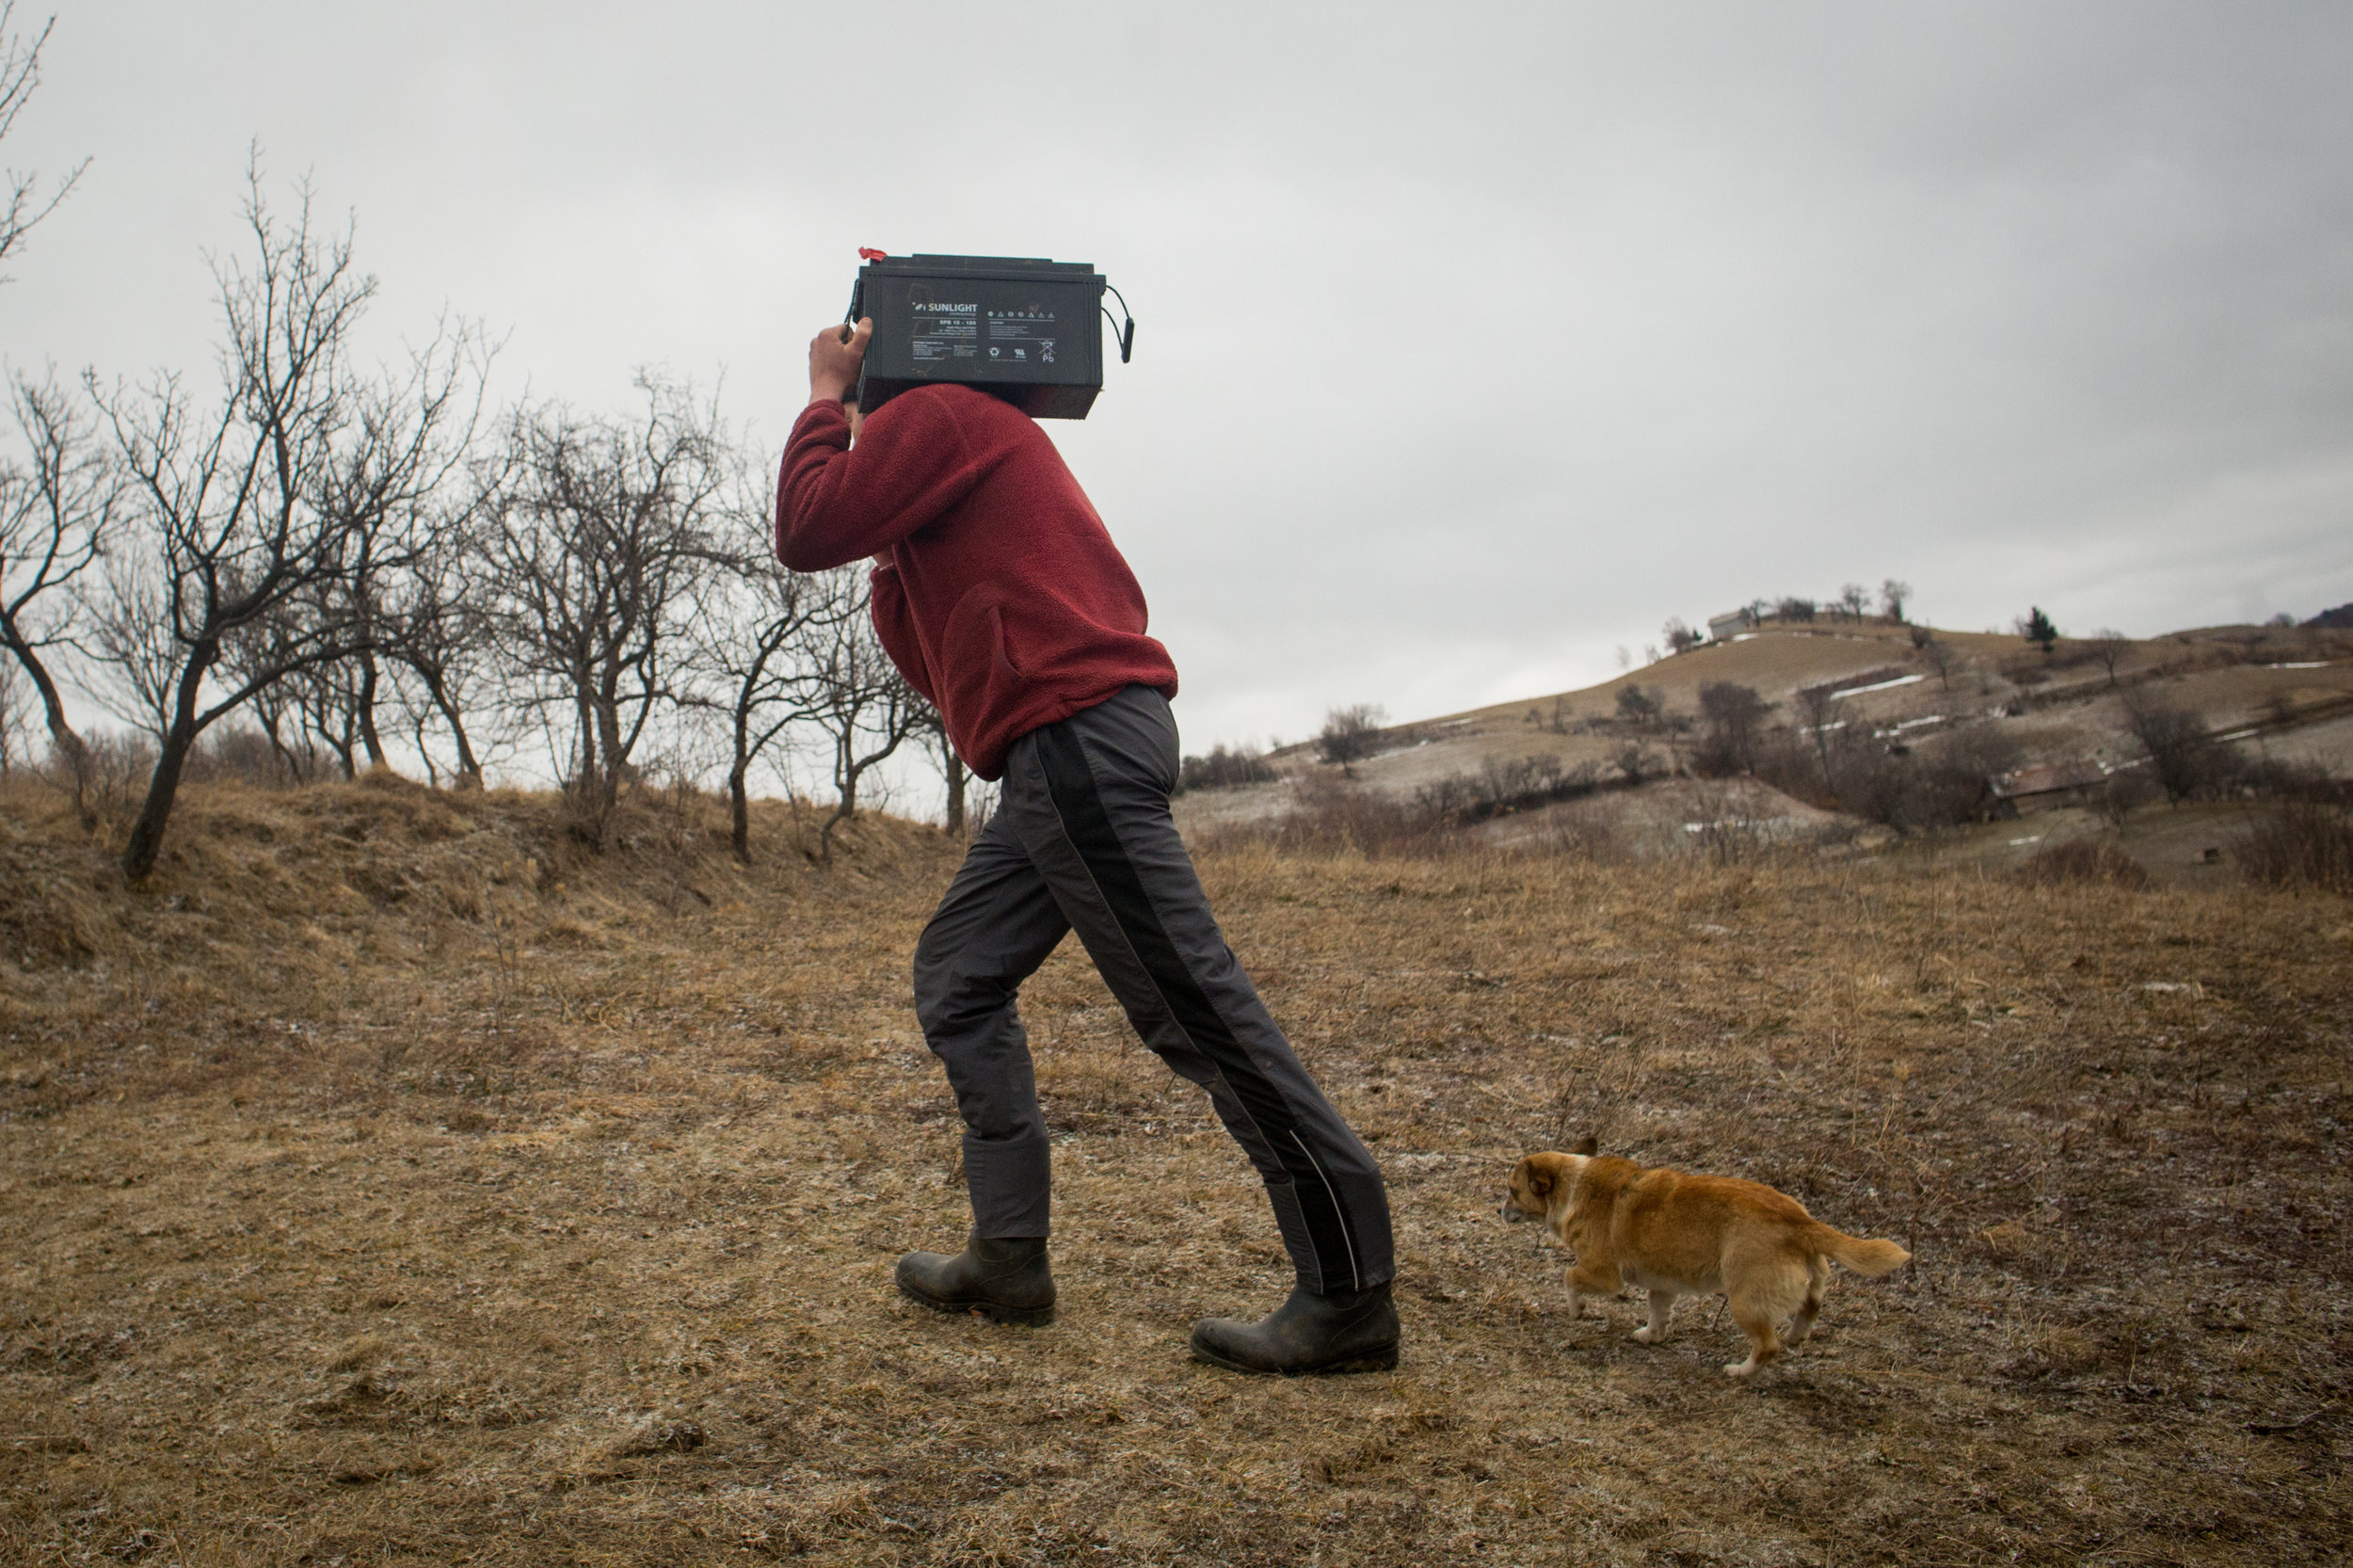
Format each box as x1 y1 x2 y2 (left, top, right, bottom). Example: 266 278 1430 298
8 1 2351 752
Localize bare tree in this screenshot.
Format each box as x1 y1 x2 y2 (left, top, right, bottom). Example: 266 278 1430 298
303 322 492 774
1915 632 1961 691
0 5 86 282
2121 686 2232 803
82 551 177 741
910 696 970 835
687 543 840 862
484 376 725 845
219 585 354 780
1796 683 1841 788
1317 702 1386 774
1838 583 1871 622
791 565 921 860
1612 684 1660 730
1693 680 1769 776
2088 628 2131 688
88 173 465 880
382 503 500 787
1880 578 1913 623
0 374 118 816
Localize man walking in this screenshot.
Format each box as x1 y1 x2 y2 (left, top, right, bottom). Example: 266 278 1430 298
775 318 1397 1374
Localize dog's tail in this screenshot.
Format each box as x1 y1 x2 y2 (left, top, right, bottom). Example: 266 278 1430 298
1810 1224 1912 1276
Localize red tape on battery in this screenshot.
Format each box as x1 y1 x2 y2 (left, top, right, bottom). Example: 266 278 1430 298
858 247 889 261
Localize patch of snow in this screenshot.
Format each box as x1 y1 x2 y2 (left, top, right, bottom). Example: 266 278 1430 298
1832 673 1927 698
2265 662 2329 669
2008 836 2042 846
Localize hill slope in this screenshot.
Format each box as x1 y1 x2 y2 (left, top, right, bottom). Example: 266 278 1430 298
1177 618 2353 848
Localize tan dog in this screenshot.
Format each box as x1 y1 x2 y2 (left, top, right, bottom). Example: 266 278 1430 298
1505 1144 1911 1377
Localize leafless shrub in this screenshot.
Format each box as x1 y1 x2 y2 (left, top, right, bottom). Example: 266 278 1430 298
2121 687 2241 802
483 376 725 848
2092 767 2159 830
2238 800 2353 895
1210 774 1453 858
2017 840 2149 889
1612 684 1661 729
1691 681 1769 776
1916 632 1961 689
1412 754 1599 824
1316 703 1386 772
1176 743 1278 794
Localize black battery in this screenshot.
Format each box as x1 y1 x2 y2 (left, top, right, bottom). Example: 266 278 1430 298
847 252 1132 421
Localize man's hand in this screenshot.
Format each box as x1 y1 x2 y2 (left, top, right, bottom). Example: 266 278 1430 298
809 318 872 406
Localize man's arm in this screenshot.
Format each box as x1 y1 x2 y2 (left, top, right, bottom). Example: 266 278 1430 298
775 320 987 570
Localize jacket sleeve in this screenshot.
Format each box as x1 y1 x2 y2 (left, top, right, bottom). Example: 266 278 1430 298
775 390 986 570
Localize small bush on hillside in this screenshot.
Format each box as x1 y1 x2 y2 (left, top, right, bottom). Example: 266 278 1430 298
1413 754 1601 824
2093 768 2160 830
1176 744 1278 794
2018 840 2150 889
1613 684 1662 728
2239 800 2353 894
1222 774 1450 858
2121 689 2242 802
1754 720 2022 835
1317 705 1386 770
1692 681 1770 777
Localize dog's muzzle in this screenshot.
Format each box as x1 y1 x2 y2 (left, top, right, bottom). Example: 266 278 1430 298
1500 1195 1533 1224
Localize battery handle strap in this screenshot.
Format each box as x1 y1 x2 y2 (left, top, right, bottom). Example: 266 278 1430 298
1100 283 1136 363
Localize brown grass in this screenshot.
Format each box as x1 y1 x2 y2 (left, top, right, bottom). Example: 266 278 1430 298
5 776 2351 1564
2016 838 2153 890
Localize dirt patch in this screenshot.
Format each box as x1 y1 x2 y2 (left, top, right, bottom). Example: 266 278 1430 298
4 782 2350 1564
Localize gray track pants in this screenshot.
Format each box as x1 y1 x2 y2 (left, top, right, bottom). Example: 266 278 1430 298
911 684 1395 1295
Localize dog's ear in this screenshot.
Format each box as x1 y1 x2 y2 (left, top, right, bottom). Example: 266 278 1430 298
1516 1158 1554 1199
1570 1133 1599 1158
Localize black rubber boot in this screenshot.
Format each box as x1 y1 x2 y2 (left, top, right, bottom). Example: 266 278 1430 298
894 1237 1055 1326
1190 1281 1399 1375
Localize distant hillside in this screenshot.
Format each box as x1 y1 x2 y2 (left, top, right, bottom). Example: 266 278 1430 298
1175 616 2353 845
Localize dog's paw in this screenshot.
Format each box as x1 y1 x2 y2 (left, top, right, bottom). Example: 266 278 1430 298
1632 1326 1664 1344
1722 1360 1759 1379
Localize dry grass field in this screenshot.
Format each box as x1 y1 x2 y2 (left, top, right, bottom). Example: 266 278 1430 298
4 776 2350 1565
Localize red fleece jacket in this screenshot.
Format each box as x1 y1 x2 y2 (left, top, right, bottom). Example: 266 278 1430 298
776 383 1177 781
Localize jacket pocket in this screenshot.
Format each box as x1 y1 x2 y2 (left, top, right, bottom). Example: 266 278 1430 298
940 585 1030 727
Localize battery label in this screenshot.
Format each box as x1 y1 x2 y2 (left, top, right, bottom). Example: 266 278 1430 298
907 296 980 366
986 306 1058 367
